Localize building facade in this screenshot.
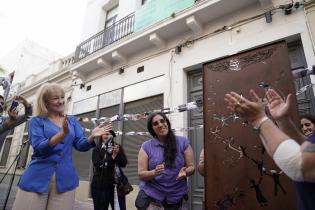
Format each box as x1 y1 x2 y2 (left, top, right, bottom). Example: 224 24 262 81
1 0 315 209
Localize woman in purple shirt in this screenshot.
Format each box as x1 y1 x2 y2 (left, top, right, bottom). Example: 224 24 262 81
136 112 195 210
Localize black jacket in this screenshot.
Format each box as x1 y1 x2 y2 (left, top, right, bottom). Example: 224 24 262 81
91 142 127 189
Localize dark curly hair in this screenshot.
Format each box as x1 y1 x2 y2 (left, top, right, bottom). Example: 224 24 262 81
147 112 177 168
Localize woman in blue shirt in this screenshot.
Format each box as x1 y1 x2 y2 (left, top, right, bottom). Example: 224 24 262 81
12 83 112 210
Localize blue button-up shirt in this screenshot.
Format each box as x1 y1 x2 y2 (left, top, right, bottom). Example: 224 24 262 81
139 136 189 204
18 115 95 193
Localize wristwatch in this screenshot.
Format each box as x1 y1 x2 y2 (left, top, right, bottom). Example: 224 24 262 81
253 116 269 133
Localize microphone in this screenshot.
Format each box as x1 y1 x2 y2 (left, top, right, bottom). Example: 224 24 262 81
107 135 114 141
107 136 114 154
101 142 106 149
101 135 114 150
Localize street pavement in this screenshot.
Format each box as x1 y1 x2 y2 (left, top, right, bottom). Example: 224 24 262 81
0 184 94 210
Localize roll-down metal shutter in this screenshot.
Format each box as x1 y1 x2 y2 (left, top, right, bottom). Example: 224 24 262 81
122 95 163 184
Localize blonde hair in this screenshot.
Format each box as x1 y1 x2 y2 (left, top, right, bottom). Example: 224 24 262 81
35 83 65 117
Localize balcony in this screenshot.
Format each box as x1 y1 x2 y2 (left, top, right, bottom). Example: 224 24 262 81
72 0 258 74
74 13 135 62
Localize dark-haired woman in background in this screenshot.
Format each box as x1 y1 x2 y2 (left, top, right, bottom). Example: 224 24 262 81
91 130 127 210
136 112 195 210
300 114 315 137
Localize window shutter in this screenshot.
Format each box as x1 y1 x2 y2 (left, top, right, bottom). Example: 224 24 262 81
122 95 163 184
73 111 96 181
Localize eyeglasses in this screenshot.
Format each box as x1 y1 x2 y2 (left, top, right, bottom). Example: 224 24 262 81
152 119 166 127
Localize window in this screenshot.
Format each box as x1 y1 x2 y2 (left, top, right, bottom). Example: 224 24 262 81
0 136 12 167
99 105 120 131
141 0 151 5
16 134 30 169
105 5 118 28
73 111 96 181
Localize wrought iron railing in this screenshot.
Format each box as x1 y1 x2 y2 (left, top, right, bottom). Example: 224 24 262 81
74 13 135 62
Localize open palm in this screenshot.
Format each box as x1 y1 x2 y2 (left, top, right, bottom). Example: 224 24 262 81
266 89 291 120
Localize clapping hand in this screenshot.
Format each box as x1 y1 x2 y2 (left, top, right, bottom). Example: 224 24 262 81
154 163 165 176
176 167 187 180
266 89 292 121
225 90 266 125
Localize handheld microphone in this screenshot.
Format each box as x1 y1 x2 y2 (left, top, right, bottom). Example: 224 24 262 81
101 135 114 150
107 135 114 141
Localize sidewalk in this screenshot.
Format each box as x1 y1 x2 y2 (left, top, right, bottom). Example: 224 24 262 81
0 184 94 210
0 182 137 210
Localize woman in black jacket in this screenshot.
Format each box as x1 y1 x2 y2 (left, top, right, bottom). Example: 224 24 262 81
91 130 127 210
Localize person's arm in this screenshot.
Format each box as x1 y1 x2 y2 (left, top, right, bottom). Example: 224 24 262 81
48 115 68 147
254 116 291 156
113 145 127 167
7 96 33 128
177 145 195 180
258 117 315 182
298 141 315 181
17 95 32 116
225 90 315 182
266 89 306 143
0 116 13 134
138 147 164 181
185 145 195 176
72 116 112 151
0 96 32 135
29 118 64 155
198 149 205 176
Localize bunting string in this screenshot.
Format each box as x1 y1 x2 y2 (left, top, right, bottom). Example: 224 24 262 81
77 99 203 126
82 124 204 135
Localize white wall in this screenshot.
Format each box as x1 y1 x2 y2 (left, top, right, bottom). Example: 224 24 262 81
71 51 170 104
73 5 315 128
80 0 109 41
117 0 137 19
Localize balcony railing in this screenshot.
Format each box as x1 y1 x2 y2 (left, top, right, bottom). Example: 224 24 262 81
74 13 135 62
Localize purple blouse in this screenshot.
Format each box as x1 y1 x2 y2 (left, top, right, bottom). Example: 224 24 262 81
140 136 190 204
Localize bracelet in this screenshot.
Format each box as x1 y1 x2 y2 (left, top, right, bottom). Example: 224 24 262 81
252 116 269 133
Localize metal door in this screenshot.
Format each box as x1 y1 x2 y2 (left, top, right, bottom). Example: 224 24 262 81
188 70 204 210
203 41 298 210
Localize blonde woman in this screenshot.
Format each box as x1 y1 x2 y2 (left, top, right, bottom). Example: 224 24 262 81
12 83 112 210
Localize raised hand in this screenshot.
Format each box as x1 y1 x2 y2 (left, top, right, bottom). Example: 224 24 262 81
224 90 266 124
14 95 30 107
91 123 113 138
266 89 292 121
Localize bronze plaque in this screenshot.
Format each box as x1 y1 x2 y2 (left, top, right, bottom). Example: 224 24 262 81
203 41 298 210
